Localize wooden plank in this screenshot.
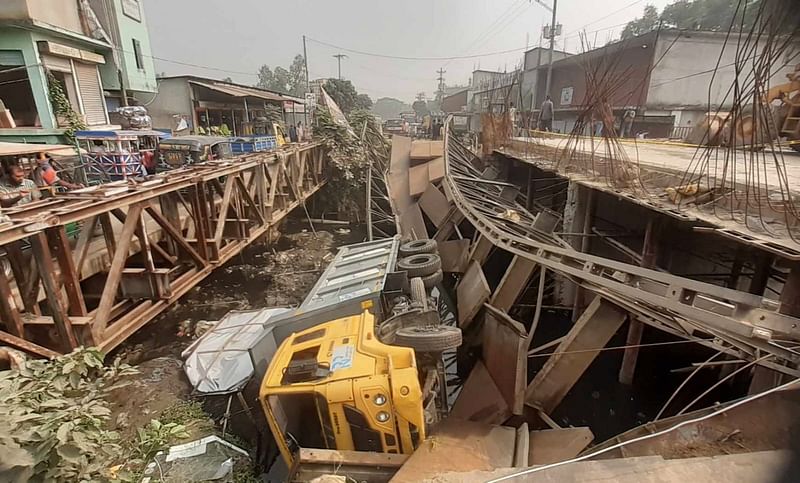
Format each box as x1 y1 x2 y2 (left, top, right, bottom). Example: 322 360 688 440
525 296 628 413
92 204 143 340
409 163 430 198
0 330 60 359
490 255 538 311
457 260 490 329
5 242 31 312
48 226 88 316
418 183 450 227
439 239 470 273
469 235 493 265
30 232 78 351
293 448 405 483
528 427 595 465
214 175 236 245
0 270 24 336
391 419 515 483
482 304 528 415
451 360 511 425
98 212 117 259
72 216 97 278
145 207 206 268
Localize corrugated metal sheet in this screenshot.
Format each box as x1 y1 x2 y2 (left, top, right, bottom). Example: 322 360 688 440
189 80 289 102
74 62 107 126
299 236 400 314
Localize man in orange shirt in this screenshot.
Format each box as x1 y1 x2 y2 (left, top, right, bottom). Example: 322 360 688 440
32 154 83 191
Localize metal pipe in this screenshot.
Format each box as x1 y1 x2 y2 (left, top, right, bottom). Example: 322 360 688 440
545 0 558 104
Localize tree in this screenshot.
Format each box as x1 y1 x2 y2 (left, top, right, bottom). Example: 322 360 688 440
288 54 307 97
355 93 373 110
621 4 660 39
372 97 411 119
257 65 274 90
324 78 361 113
412 99 430 118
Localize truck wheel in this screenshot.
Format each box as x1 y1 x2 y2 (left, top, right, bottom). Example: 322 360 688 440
398 253 441 278
393 326 462 352
421 269 443 289
410 277 428 311
399 239 438 257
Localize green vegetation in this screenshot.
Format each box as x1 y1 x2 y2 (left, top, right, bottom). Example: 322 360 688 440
46 71 86 145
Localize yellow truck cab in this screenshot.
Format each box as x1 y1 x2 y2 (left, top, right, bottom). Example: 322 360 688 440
259 310 426 468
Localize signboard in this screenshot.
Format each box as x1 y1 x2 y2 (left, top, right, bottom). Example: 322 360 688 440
304 92 316 109
122 0 142 22
560 86 574 106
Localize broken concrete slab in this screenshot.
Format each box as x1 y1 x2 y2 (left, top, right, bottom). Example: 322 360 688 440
528 427 594 465
450 360 511 425
428 156 445 183
399 202 428 240
483 304 528 415
457 260 490 328
389 419 516 482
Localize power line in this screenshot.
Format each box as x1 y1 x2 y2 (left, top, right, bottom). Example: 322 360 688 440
305 36 531 61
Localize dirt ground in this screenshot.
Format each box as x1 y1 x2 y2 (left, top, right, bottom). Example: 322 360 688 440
106 219 362 458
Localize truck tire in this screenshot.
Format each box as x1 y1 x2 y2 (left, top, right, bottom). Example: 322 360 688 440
421 269 443 289
410 277 428 311
393 326 462 352
399 239 438 257
397 253 441 278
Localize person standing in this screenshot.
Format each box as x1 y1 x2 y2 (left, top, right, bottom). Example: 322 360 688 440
539 95 554 132
508 102 518 136
32 154 83 190
297 122 305 142
0 165 40 207
621 108 636 138
288 123 298 143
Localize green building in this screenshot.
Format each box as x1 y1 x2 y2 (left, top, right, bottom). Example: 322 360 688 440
0 0 157 144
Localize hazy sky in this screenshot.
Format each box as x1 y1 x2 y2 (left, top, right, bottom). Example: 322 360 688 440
142 0 674 102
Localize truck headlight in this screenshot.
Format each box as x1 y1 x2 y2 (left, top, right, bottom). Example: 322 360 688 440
374 394 387 406
376 411 390 422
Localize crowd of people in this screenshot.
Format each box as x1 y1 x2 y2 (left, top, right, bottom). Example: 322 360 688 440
0 154 82 209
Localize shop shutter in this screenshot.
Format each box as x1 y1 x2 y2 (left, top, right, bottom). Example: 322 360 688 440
74 61 107 125
41 54 72 73
0 50 24 66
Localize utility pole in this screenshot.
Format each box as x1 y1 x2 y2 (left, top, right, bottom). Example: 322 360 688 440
436 68 446 101
303 35 310 126
533 0 559 108
333 54 347 80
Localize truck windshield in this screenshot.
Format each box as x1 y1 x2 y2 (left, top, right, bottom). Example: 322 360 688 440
269 394 335 450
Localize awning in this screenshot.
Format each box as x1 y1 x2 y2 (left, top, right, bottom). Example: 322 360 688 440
189 80 303 103
75 129 171 140
0 142 83 157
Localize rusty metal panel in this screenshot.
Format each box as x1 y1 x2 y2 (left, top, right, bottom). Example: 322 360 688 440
418 184 450 227
528 427 594 465
439 239 470 273
482 304 528 415
450 360 510 425
457 260 490 328
409 163 430 198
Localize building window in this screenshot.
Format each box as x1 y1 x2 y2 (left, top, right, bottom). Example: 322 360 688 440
132 39 144 70
0 65 38 127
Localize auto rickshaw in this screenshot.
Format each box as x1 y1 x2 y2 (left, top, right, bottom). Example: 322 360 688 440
156 136 233 169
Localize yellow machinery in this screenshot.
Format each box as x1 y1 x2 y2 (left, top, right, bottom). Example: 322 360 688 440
259 310 426 468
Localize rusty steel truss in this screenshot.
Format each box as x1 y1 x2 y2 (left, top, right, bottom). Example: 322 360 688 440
0 144 327 358
439 118 800 378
